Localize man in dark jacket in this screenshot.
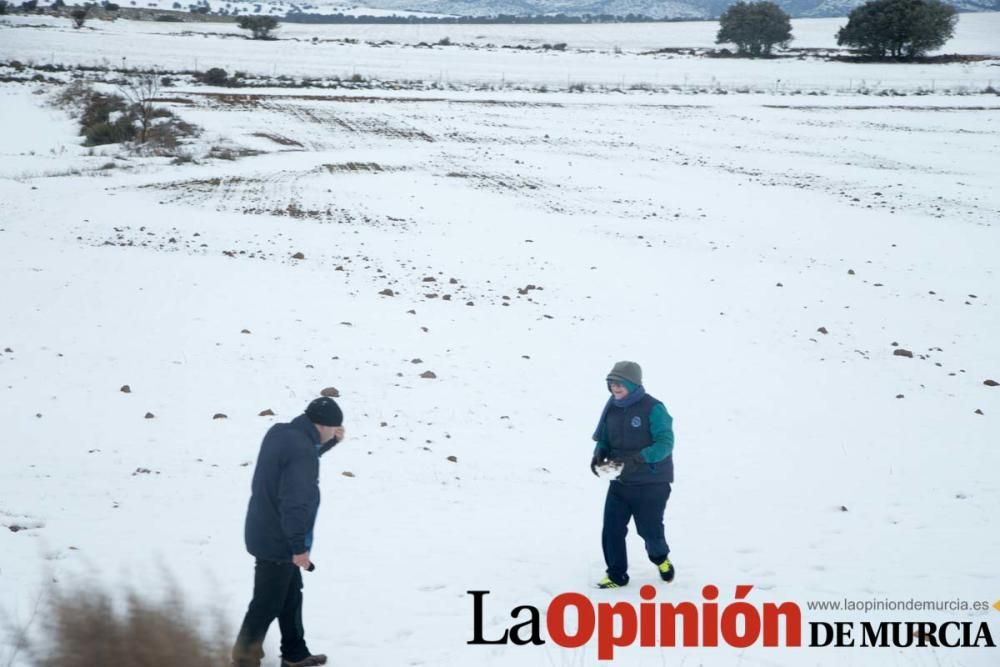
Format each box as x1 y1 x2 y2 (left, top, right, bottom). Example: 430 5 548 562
232 397 345 667
590 361 675 589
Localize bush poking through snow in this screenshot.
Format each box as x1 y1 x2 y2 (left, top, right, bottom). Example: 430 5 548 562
238 15 278 40
200 67 229 86
10 577 231 667
52 80 197 151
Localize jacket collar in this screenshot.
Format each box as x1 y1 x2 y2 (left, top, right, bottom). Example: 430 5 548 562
290 413 321 446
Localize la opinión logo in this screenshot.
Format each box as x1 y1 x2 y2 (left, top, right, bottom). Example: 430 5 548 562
467 586 998 660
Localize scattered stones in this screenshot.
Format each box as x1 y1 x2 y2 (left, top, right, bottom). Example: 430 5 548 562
893 349 913 358
259 408 275 416
410 358 423 364
379 288 395 296
213 413 228 420
291 252 305 260
817 327 828 335
422 276 436 282
321 387 340 398
839 505 849 512
144 412 155 419
896 394 904 399
241 329 251 334
848 269 855 275
449 278 458 284
974 409 984 415
342 471 356 478
984 380 998 387
120 384 132 393
8 525 25 533
420 370 437 379
133 468 152 475
776 282 783 287
446 455 458 463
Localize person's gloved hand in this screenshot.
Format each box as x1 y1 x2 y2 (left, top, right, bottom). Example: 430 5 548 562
590 453 608 476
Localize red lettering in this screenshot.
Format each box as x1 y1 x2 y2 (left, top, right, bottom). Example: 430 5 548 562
763 602 802 646
597 602 638 660
547 593 595 648
702 585 719 647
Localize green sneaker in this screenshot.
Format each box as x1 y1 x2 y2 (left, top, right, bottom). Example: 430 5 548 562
596 576 625 589
658 558 675 583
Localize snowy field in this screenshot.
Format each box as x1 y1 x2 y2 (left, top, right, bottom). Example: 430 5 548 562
2 13 1000 91
1 10 999 667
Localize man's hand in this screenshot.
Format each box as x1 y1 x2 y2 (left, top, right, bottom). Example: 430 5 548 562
332 426 345 442
293 552 312 570
590 454 606 477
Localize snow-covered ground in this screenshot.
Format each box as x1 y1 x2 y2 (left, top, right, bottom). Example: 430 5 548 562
1 11 999 667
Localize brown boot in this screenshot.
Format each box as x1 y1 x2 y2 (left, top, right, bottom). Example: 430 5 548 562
281 655 327 667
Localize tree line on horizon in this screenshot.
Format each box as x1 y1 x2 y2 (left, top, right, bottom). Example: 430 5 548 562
1 0 960 60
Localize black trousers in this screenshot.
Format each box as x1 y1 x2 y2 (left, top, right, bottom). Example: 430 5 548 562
602 481 671 585
233 560 310 666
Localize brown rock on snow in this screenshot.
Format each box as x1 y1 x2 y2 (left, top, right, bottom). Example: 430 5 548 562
321 387 340 398
145 412 155 419
984 379 999 387
259 409 275 416
893 349 914 358
447 455 458 463
213 413 228 420
120 385 132 393
342 471 356 478
975 409 984 415
241 329 251 334
817 327 828 335
420 371 437 379
379 288 395 296
291 252 305 260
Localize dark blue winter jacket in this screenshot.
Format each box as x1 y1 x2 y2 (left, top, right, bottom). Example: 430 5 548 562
244 414 332 561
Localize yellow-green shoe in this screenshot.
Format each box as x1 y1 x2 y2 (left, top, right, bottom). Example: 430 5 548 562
658 558 675 583
596 576 625 589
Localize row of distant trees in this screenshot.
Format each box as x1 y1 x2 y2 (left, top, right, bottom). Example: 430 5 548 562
0 0 959 59
717 0 958 59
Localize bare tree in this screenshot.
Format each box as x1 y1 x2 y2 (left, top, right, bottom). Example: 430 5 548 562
117 74 160 144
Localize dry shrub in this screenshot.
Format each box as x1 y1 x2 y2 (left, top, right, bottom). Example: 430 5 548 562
19 577 230 667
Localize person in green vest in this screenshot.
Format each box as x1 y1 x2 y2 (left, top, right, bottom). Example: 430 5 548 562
590 361 675 588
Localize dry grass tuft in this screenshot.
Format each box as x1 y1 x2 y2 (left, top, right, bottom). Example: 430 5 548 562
6 577 230 667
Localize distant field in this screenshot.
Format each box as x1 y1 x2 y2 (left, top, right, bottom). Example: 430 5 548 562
2 13 999 91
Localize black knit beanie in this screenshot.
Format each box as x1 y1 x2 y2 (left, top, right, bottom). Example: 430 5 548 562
305 396 343 427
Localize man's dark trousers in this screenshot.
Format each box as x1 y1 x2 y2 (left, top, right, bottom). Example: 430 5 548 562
233 560 310 666
602 481 671 585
